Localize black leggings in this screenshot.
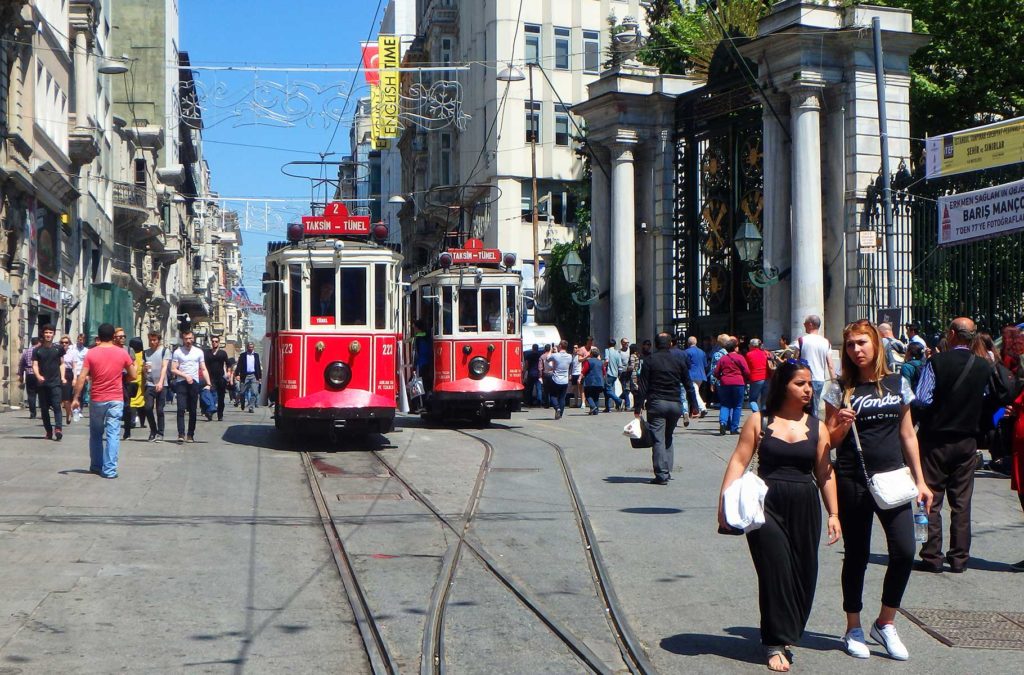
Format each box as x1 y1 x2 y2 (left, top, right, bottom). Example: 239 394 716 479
837 475 915 613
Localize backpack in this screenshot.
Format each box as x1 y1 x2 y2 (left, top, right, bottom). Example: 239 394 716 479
987 362 1021 408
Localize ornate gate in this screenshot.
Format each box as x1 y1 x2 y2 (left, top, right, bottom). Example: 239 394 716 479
673 46 763 340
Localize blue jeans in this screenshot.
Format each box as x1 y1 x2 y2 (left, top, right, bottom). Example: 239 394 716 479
718 384 745 433
89 400 124 477
549 382 568 414
748 380 767 413
604 374 622 411
811 380 825 418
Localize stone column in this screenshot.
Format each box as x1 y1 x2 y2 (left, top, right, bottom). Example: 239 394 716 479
589 147 611 344
73 30 90 130
789 86 825 338
824 89 847 343
610 139 638 344
761 92 791 343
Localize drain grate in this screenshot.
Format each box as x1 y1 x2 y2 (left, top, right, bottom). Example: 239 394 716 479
900 608 1024 650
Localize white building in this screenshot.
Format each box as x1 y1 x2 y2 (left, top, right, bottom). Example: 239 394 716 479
398 0 647 292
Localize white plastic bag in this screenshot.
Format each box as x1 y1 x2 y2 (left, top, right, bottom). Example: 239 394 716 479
722 472 768 532
408 375 425 398
613 377 623 397
623 417 643 439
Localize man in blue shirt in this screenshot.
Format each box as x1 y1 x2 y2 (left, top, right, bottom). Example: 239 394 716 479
683 336 709 417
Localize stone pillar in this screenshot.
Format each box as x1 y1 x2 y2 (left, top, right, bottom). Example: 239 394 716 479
789 86 825 338
761 92 791 343
589 148 611 344
824 90 847 343
610 140 637 345
73 30 89 130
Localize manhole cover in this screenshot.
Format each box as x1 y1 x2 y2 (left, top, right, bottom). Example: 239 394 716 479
900 608 1024 650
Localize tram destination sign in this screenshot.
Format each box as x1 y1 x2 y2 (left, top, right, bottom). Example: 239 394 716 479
938 177 1024 246
301 201 370 236
448 238 501 264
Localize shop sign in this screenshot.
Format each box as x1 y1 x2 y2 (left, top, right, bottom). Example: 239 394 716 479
926 116 1024 179
377 34 401 139
937 177 1024 246
39 274 59 310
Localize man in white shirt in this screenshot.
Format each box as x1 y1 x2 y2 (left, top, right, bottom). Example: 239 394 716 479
795 314 835 417
170 330 211 443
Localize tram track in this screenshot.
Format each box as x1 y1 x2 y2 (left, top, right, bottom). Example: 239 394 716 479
500 426 656 675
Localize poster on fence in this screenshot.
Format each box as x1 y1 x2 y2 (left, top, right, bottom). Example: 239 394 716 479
937 177 1024 246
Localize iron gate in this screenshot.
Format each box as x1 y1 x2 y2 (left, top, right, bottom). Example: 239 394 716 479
673 46 763 340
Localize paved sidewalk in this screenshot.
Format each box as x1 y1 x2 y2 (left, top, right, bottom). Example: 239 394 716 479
540 403 1024 673
0 407 363 673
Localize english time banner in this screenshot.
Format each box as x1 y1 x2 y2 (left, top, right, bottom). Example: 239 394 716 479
937 177 1024 246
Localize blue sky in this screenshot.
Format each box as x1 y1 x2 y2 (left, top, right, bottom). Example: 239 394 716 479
180 1 385 305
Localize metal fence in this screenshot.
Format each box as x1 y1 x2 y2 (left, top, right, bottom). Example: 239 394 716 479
859 158 1024 338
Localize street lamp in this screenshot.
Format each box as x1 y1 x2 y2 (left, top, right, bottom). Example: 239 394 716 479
561 249 584 284
733 221 763 263
496 62 540 287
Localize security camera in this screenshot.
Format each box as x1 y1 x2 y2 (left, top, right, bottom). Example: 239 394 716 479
333 240 345 252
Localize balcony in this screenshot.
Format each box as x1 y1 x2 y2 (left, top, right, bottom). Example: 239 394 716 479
113 181 149 228
153 232 183 261
68 126 100 165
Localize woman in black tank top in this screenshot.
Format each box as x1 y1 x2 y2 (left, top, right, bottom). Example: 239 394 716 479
718 361 840 671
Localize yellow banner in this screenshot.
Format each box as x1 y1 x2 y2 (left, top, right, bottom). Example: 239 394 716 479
926 115 1024 179
378 34 401 139
370 84 382 148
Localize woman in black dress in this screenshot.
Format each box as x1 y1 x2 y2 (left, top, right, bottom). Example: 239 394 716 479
718 360 841 671
824 320 933 661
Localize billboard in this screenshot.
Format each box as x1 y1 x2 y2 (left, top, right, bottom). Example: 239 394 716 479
926 116 1024 179
377 35 401 140
937 177 1024 246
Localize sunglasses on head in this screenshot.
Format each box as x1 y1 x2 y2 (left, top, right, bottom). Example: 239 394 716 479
786 358 810 367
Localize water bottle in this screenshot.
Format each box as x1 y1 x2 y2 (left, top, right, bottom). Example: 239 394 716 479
914 501 929 543
72 408 82 423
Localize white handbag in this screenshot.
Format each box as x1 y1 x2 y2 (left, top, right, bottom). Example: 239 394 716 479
851 422 918 509
722 415 768 532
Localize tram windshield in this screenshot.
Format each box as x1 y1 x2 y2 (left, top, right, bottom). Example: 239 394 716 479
434 284 516 335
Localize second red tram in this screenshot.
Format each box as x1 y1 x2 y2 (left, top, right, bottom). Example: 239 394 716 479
264 209 402 436
407 240 523 422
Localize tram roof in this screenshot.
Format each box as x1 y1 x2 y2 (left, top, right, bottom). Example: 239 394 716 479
266 238 402 260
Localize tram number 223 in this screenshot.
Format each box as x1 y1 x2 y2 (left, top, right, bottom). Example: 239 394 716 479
280 343 294 355
381 343 394 356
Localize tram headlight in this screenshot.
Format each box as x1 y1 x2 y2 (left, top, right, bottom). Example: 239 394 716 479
468 356 489 380
325 361 352 389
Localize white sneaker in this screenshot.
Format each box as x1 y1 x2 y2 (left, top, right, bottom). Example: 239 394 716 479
870 622 909 661
843 628 870 659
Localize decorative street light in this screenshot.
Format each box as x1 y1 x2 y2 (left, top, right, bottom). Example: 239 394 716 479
733 220 763 263
561 249 584 284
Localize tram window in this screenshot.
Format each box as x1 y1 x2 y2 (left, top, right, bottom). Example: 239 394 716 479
289 264 302 330
458 288 479 333
374 264 387 330
339 267 367 325
481 288 501 332
505 286 518 334
311 268 336 321
440 287 453 335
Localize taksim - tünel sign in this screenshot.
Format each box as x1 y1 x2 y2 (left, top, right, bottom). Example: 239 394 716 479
301 201 370 236
937 177 1024 246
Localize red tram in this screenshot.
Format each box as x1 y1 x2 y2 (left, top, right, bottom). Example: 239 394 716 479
264 202 402 436
408 239 523 423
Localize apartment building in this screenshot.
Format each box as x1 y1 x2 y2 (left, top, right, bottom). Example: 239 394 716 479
397 0 645 288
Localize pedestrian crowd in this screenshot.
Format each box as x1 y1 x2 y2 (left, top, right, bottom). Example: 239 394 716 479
17 325 262 479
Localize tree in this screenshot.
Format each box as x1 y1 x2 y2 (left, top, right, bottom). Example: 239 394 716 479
873 0 1024 137
639 0 770 79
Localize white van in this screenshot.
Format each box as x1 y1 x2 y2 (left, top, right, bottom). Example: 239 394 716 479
522 324 561 351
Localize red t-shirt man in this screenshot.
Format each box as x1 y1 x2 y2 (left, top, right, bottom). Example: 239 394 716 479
745 347 769 383
78 344 133 402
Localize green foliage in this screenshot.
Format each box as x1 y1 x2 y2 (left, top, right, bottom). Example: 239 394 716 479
639 0 770 78
543 241 591 344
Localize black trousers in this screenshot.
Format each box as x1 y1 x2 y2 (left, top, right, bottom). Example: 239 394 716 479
24 375 38 416
144 386 166 435
38 382 63 432
837 475 915 613
920 435 978 569
174 381 201 437
747 479 821 646
647 399 681 481
213 376 227 419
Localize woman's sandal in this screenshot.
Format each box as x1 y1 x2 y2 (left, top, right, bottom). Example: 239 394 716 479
766 646 791 672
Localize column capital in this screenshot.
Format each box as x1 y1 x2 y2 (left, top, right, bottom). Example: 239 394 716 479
788 84 824 112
